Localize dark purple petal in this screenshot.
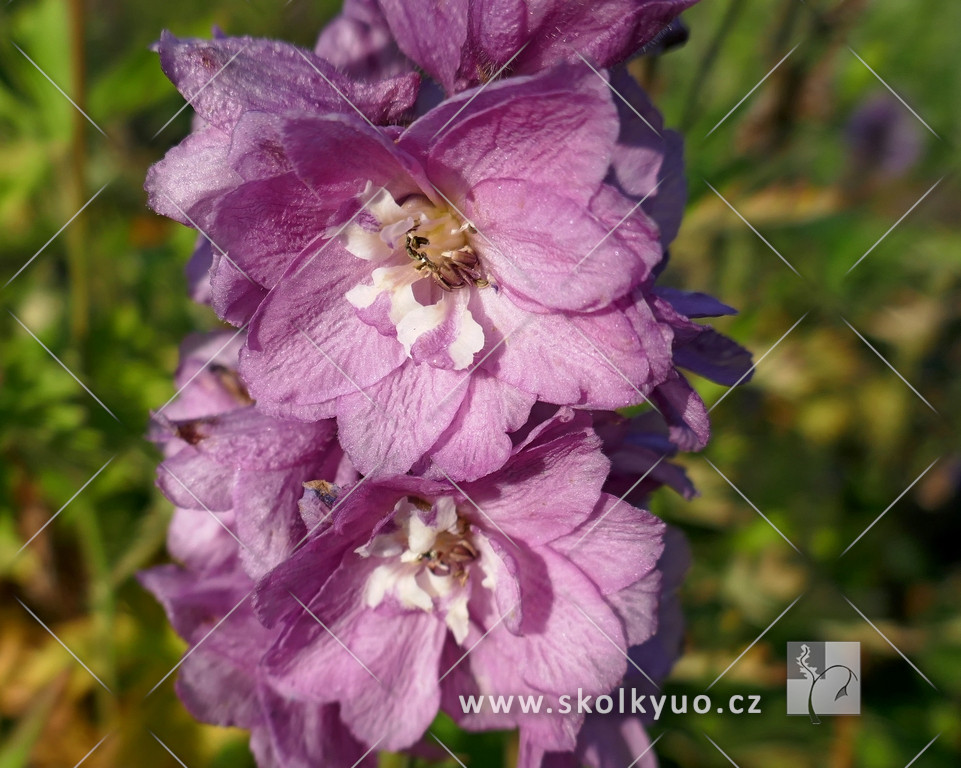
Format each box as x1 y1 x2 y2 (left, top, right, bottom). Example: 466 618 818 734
650 291 753 386
649 372 710 451
674 327 754 386
593 411 697 501
654 287 737 318
608 68 687 246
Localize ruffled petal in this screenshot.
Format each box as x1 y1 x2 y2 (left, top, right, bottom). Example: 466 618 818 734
241 247 406 421
376 0 468 93
405 64 617 205
462 409 608 545
262 558 446 750
335 362 469 476
426 372 536 482
467 180 656 312
156 32 418 130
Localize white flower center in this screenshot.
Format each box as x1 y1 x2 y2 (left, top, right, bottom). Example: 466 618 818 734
356 496 477 643
342 187 486 370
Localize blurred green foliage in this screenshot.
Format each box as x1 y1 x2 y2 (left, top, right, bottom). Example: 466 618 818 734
0 0 958 766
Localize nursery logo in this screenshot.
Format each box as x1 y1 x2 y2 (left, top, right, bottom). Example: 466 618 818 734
787 642 860 723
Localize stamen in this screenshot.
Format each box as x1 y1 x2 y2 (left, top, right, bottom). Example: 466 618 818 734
343 190 487 370
357 497 480 643
404 228 488 292
417 517 477 584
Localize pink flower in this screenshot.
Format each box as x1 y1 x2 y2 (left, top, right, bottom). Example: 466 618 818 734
224 66 674 479
254 410 668 754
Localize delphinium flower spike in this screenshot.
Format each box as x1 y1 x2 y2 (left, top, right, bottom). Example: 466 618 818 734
143 2 753 766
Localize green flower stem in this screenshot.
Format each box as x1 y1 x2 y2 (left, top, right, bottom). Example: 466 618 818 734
74 500 117 727
66 0 89 344
680 0 746 132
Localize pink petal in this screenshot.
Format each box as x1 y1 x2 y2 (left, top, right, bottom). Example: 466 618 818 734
466 180 655 312
263 560 446 750
462 409 608 545
427 372 536 482
407 65 616 205
336 362 469 476
157 32 418 130
241 248 406 421
478 293 661 408
551 493 666 598
376 0 468 93
145 125 237 228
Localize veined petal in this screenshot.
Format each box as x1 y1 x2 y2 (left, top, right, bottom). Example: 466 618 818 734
336 363 469 476
241 246 406 421
156 32 419 130
426 373 536 482
405 64 617 205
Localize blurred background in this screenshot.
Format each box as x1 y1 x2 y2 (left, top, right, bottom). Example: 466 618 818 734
0 0 958 766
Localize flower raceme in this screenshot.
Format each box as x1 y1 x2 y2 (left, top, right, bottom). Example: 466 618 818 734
144 3 751 766
143 333 374 766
